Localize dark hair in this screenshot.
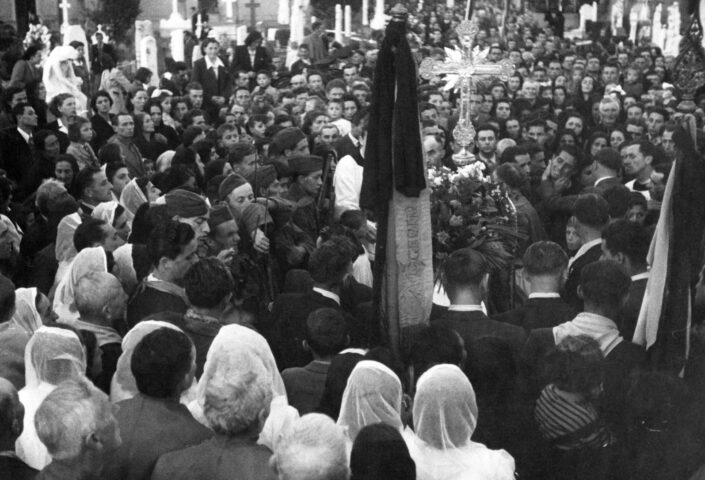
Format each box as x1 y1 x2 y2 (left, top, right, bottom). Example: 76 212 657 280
146 220 196 267
11 102 31 122
105 161 128 183
200 37 219 54
0 274 16 324
49 93 74 117
129 203 170 244
523 241 568 276
22 44 42 61
2 86 25 109
183 258 234 308
131 328 194 398
74 166 103 199
305 308 348 356
573 193 610 229
580 260 631 307
494 162 525 189
308 240 353 287
90 90 113 111
67 117 91 142
602 219 650 268
543 335 604 396
73 218 107 251
602 184 632 218
350 423 416 480
443 248 488 290
97 143 123 164
408 325 465 380
244 31 263 47
134 67 153 85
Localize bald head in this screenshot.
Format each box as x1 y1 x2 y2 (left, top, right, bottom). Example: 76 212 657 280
0 377 23 444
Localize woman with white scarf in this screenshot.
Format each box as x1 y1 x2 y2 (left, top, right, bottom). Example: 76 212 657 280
52 247 108 324
15 326 87 470
337 360 404 448
43 45 88 116
188 324 299 452
403 364 515 480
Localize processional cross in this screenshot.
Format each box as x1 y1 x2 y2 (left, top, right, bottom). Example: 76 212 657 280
419 20 514 165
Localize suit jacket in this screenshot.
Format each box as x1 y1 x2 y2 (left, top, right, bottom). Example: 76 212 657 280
0 127 34 188
562 243 603 311
290 59 312 75
587 176 623 196
45 121 70 153
191 57 233 113
0 455 37 480
281 360 329 414
126 284 188 329
90 43 117 74
619 277 648 341
493 296 577 333
105 394 213 480
152 434 275 480
231 45 272 73
269 290 360 370
432 310 527 365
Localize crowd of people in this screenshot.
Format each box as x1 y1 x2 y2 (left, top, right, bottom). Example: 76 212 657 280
1 1 705 479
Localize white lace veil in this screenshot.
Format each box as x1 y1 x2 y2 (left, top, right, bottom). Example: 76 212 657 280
404 364 516 480
188 324 297 451
413 364 478 450
337 360 403 443
119 178 149 215
24 326 87 389
11 288 42 336
53 247 107 324
16 326 87 470
42 45 88 115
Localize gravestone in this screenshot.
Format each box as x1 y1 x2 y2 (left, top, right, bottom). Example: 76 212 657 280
663 2 681 56
579 2 597 33
140 35 160 86
652 3 665 50
135 20 154 67
63 24 91 70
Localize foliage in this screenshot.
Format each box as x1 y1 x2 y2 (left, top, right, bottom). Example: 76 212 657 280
88 0 141 45
428 162 519 271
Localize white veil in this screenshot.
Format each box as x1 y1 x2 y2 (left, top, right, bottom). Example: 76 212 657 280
404 364 515 480
53 247 108 325
16 326 87 470
42 45 88 115
188 324 298 451
337 360 403 444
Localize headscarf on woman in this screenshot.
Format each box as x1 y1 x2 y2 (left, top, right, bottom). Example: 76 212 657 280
110 320 197 404
351 423 416 480
16 326 87 470
403 364 515 480
188 324 299 451
120 177 149 215
42 46 88 115
337 360 403 446
92 200 131 226
52 247 107 324
0 288 45 389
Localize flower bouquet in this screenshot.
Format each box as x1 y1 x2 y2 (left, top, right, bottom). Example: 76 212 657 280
23 23 52 65
428 162 519 271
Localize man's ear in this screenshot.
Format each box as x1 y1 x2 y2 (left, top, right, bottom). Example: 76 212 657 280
302 339 310 352
577 285 584 300
644 154 653 166
85 431 104 452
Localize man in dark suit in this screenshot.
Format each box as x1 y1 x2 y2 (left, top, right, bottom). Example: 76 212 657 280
231 31 272 80
290 44 313 76
563 193 610 311
0 102 37 194
89 31 117 76
494 241 577 332
432 248 527 368
601 219 651 341
584 147 623 195
191 38 232 120
269 238 365 370
104 328 213 480
522 261 645 437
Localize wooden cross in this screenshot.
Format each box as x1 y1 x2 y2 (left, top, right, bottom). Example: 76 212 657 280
224 0 237 21
419 19 514 164
245 0 260 27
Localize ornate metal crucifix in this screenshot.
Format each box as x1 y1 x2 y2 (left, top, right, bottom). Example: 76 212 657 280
419 19 514 165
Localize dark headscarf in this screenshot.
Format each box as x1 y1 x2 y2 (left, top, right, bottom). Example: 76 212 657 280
351 423 416 480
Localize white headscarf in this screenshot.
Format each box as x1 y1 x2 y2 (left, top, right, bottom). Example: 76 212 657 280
53 247 107 325
16 327 87 470
11 288 43 336
119 178 149 215
404 364 515 480
109 320 196 404
337 360 403 444
188 324 298 451
42 45 88 115
92 201 120 226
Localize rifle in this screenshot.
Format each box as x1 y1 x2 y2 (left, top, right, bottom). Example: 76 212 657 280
316 147 338 231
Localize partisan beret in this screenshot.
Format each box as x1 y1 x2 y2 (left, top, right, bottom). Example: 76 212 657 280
218 174 249 201
288 155 324 176
164 189 208 218
207 204 234 230
271 127 306 155
244 164 278 193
